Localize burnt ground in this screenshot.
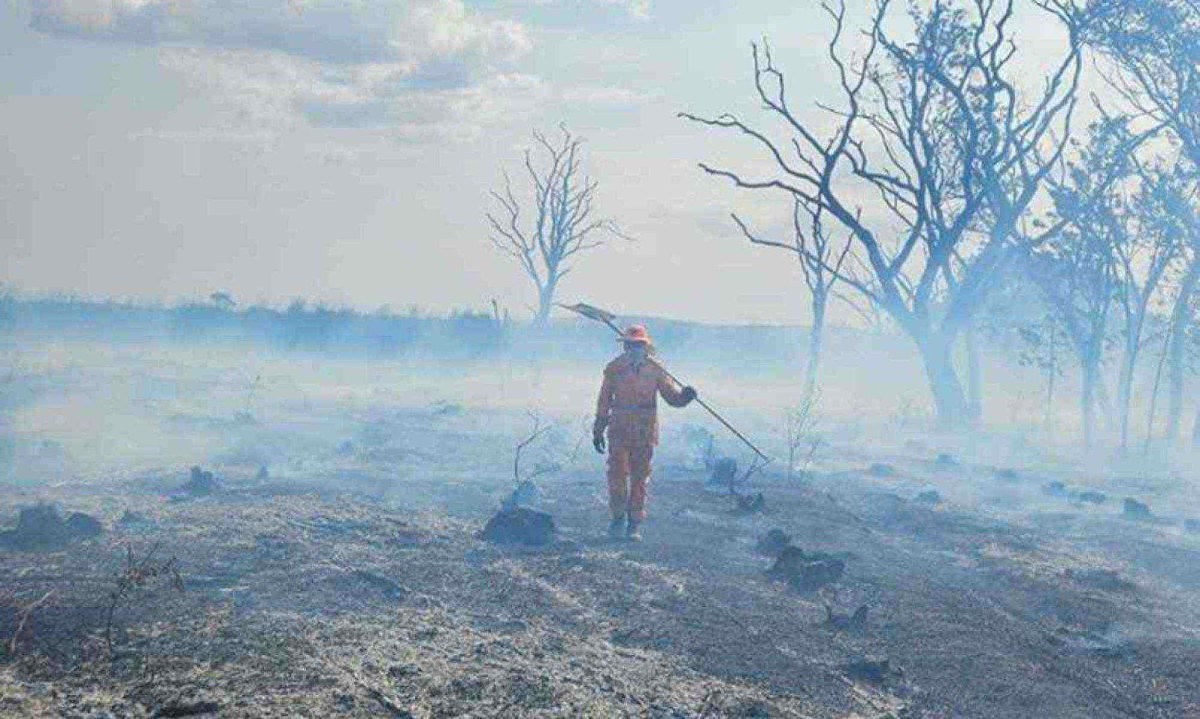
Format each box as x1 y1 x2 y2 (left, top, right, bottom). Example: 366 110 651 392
1 438 1199 718
0 345 1198 718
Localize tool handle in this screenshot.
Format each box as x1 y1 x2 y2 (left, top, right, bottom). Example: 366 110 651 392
659 367 771 462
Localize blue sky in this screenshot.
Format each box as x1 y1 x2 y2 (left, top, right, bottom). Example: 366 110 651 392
0 0 1069 324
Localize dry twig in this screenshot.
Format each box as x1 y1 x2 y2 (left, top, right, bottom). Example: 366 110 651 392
5 589 55 657
104 542 185 657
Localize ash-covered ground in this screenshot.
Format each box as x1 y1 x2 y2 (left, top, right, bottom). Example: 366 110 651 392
2 340 1199 718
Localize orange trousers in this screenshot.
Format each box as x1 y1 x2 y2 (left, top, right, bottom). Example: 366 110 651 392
607 443 654 521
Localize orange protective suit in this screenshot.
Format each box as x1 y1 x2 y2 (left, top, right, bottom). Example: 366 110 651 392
594 353 691 521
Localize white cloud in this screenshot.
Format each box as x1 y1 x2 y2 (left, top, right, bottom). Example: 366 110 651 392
158 46 547 140
559 84 654 106
30 0 531 66
30 0 538 135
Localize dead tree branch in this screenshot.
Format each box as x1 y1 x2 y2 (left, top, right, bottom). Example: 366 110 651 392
4 589 54 657
104 542 184 658
682 0 1085 425
513 411 555 486
487 125 630 326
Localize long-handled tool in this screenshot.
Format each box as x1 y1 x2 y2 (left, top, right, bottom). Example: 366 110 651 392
560 302 770 463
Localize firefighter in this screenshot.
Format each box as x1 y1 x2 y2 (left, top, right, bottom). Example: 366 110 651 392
593 325 696 541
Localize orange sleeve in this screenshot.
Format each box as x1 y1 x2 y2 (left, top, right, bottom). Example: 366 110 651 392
656 366 689 408
595 366 615 429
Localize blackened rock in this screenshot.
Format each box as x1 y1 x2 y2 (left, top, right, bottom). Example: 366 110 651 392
792 558 845 592
1123 498 1152 521
480 508 555 546
66 512 103 539
768 546 813 579
756 529 791 556
0 504 73 550
1075 490 1107 505
867 463 896 477
826 603 869 632
768 545 841 579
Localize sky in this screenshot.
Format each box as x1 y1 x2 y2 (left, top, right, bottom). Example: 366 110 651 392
0 0 1076 325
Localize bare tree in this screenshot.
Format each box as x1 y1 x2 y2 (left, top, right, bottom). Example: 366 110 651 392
1117 157 1199 449
1111 162 1182 452
1164 194 1200 441
733 199 853 403
512 410 555 487
682 0 1085 427
1024 236 1119 446
1088 0 1199 162
1087 0 1200 442
1029 114 1185 449
2 589 54 658
105 542 184 658
487 126 628 327
785 390 822 481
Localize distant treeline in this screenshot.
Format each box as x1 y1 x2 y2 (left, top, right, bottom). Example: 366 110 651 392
0 296 841 370
0 297 503 358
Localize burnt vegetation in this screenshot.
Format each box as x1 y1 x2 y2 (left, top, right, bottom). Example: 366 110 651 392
4 1 1200 718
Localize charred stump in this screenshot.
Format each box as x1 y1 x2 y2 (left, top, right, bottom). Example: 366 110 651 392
480 508 555 546
767 546 845 592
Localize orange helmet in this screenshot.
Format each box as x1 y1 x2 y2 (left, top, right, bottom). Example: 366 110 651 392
618 325 652 344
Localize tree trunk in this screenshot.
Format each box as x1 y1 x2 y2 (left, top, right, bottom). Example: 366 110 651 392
1166 257 1200 443
1144 331 1171 454
1095 374 1116 431
964 324 983 422
803 294 826 405
917 332 971 428
1117 335 1139 453
1081 352 1099 448
1045 324 1058 439
533 276 559 328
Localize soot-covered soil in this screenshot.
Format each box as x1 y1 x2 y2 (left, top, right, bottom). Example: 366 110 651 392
2 435 1199 718
2 344 1198 718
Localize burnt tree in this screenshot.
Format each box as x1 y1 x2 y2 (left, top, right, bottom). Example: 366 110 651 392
682 0 1085 427
1088 0 1200 444
732 199 853 404
487 126 627 327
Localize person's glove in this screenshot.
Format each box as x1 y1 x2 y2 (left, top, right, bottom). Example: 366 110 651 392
592 419 607 454
681 386 698 405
